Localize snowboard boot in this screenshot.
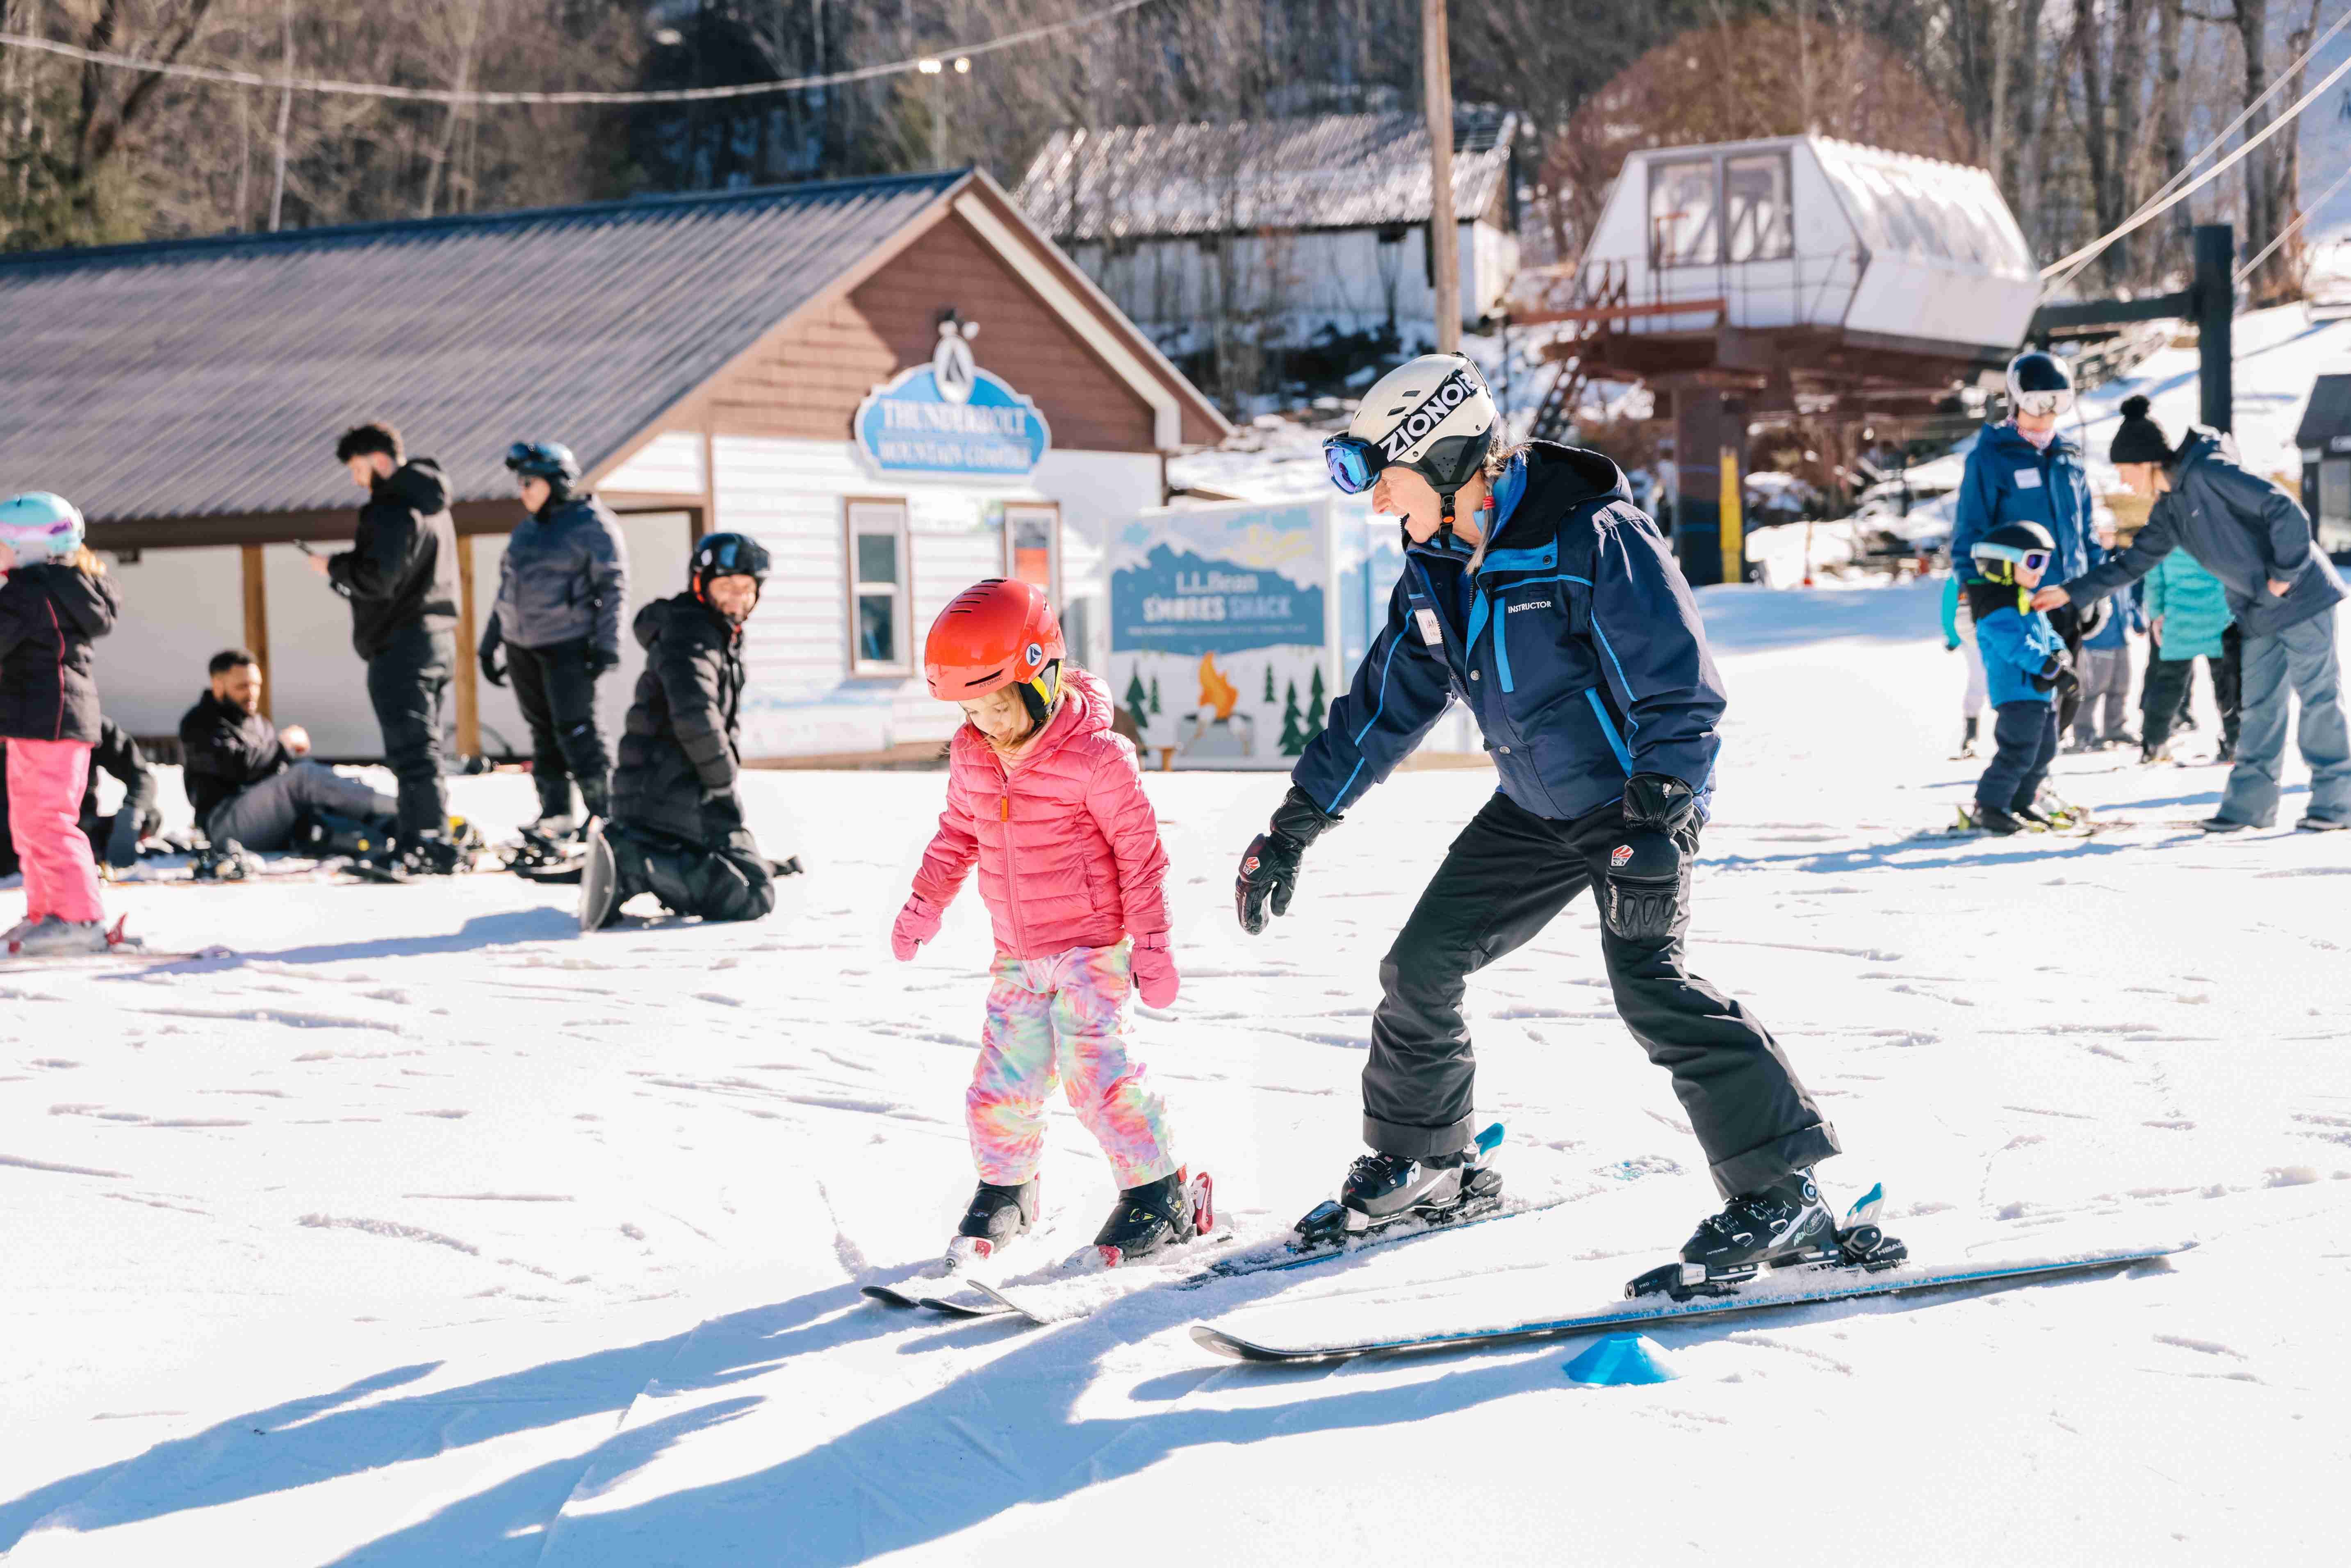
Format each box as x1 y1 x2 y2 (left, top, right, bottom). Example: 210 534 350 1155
1675 1168 1838 1286
578 820 624 931
533 774 575 829
396 831 464 878
1088 1168 1213 1269
1294 1130 1504 1248
947 1178 1039 1269
191 839 264 881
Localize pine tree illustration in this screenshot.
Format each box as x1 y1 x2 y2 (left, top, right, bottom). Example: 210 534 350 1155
1263 666 1276 703
1149 676 1162 716
1279 680 1307 755
1123 670 1150 725
1304 665 1328 740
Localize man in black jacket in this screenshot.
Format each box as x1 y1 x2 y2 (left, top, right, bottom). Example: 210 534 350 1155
478 441 629 830
0 720 159 874
321 421 460 869
179 649 396 852
582 533 779 930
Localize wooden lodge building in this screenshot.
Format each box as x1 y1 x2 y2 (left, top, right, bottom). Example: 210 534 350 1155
0 169 1229 764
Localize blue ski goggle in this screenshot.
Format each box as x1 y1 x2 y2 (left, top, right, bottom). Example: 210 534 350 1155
1972 544 2050 581
1323 434 1384 496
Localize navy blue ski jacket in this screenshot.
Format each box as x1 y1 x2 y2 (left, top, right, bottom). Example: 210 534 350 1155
1294 442 1726 823
1952 421 2100 586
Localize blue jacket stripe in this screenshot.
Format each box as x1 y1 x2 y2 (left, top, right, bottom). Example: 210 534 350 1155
1350 632 1407 747
1585 688 1633 772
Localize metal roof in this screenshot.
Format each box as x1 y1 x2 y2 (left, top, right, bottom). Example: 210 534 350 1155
1014 108 1518 243
0 171 966 525
2299 371 2351 446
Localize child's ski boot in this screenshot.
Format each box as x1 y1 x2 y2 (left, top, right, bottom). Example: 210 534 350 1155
1087 1168 1213 1268
947 1178 1038 1270
1293 1124 1505 1249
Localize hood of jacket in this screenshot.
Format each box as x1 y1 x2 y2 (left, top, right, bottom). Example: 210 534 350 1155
998 666 1114 767
1485 442 1633 545
634 591 734 651
376 459 450 514
15 562 120 640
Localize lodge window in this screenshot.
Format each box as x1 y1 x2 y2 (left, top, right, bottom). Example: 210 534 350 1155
1002 503 1060 602
845 498 911 676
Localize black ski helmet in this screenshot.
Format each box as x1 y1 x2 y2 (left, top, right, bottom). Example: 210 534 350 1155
504 440 581 499
1970 520 2056 586
2004 351 2074 419
692 531 770 619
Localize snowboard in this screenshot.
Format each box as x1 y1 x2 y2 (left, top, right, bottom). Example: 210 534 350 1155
1189 1238 2190 1364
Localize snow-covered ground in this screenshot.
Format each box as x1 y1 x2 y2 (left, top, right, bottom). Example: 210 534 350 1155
6 582 2349 1565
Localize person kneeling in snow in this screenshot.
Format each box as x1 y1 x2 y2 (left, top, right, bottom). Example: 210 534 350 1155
181 650 398 855
891 578 1198 1269
1966 522 2072 834
581 533 785 930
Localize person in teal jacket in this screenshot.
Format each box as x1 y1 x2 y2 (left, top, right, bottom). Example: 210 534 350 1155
2139 547 2236 762
1940 575 1988 756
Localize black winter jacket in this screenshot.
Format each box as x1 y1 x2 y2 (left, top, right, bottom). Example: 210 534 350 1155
179 688 292 826
2060 429 2346 640
0 561 120 743
329 460 460 659
485 495 629 656
613 593 746 844
0 720 155 876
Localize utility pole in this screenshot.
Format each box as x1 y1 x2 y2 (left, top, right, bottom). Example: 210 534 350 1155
1422 0 1460 352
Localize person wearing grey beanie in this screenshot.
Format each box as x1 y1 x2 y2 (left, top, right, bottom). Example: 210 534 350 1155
2034 395 2349 831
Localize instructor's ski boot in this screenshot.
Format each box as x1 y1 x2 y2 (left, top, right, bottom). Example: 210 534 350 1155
1087 1168 1214 1269
1293 1124 1505 1249
947 1178 1039 1270
1627 1171 1907 1301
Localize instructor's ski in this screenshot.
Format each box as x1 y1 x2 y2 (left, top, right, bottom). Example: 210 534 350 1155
1189 1239 2189 1364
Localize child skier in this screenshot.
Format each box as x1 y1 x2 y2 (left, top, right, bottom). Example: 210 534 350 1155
0 493 124 954
1965 522 2072 834
891 578 1205 1270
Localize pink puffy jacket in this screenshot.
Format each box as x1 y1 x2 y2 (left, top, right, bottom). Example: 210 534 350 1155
909 668 1171 958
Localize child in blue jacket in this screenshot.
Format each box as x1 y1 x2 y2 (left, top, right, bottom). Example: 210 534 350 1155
1966 522 2071 834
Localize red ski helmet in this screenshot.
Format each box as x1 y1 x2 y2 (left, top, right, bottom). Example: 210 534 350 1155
924 579 1064 709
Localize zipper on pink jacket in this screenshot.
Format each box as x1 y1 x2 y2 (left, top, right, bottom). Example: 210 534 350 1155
996 773 1025 955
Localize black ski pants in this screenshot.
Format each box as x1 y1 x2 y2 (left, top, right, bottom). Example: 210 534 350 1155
611 823 775 924
508 638 612 817
365 625 451 841
1977 700 2059 814
2049 604 2088 739
1363 791 1839 1197
2144 627 2243 755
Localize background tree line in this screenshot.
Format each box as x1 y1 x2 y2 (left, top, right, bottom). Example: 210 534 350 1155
4 0 2337 308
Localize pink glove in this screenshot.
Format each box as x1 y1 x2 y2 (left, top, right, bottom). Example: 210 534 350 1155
1130 932 1179 1009
891 895 941 961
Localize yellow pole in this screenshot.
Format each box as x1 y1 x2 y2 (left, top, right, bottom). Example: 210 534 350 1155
1718 445 1744 586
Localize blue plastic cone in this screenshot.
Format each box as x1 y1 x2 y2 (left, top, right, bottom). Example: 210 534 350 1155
1563 1332 1679 1386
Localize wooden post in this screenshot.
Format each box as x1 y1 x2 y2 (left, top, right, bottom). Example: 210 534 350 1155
454 535 480 760
1422 0 1460 352
240 545 271 720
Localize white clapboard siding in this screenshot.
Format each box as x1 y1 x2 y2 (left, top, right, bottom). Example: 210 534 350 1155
600 431 705 495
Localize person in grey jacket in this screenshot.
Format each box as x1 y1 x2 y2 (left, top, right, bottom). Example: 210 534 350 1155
478 442 629 829
2034 396 2349 831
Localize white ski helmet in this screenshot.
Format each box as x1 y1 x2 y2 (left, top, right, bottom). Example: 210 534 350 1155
0 492 86 562
2005 350 2074 419
1324 353 1499 528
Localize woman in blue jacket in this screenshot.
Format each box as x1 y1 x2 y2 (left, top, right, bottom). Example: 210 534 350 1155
1229 356 1843 1291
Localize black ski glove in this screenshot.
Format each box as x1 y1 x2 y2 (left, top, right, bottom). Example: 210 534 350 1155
478 645 507 688
1236 786 1340 935
1606 773 1695 944
2030 647 2074 693
584 645 621 678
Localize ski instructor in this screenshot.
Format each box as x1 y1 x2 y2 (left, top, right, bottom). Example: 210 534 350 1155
1233 354 1844 1281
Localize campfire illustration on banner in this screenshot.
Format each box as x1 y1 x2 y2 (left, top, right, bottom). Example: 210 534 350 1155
1186 653 1253 759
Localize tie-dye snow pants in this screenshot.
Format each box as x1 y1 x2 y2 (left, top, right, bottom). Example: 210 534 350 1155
967 941 1177 1191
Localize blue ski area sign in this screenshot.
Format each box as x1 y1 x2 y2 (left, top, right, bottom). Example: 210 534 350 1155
854 319 1052 477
